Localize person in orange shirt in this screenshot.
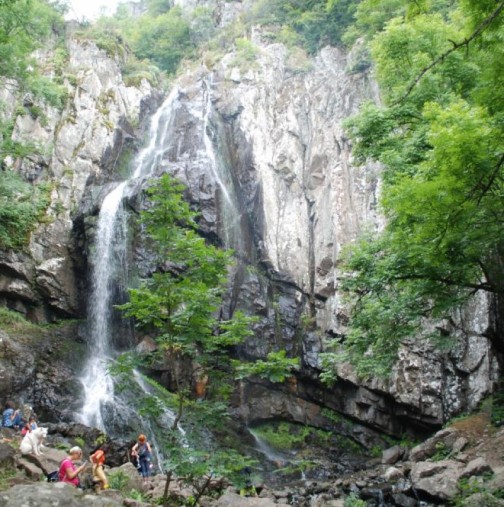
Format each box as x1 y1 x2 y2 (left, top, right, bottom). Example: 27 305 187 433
90 449 109 491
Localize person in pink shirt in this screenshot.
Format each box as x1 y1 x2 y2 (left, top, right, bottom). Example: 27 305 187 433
58 446 87 487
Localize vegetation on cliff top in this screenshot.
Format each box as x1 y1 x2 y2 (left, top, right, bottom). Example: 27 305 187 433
77 0 357 79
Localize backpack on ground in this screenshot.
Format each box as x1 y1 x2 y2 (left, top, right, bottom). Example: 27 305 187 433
46 470 59 482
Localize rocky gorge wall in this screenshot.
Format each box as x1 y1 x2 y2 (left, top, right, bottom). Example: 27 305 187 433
0 26 157 324
0 14 500 442
130 27 500 438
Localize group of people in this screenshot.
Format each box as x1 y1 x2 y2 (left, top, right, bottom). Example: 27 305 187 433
57 434 152 490
1 400 153 490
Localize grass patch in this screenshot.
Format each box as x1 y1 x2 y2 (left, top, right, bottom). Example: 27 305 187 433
252 422 311 451
108 470 129 491
0 308 38 334
0 468 17 491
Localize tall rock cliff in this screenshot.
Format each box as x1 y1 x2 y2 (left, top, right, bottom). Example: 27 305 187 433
119 27 499 438
0 28 156 324
0 15 499 440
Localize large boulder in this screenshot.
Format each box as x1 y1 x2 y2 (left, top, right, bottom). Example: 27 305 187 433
410 460 463 501
409 428 459 462
109 462 143 492
0 482 122 506
410 456 495 503
0 443 16 468
20 446 67 475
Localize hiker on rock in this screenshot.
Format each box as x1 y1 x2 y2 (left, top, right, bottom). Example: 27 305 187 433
91 449 109 491
131 434 152 482
58 446 88 487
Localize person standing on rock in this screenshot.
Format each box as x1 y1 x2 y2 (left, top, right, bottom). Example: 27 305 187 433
131 434 152 483
90 449 109 491
58 446 88 487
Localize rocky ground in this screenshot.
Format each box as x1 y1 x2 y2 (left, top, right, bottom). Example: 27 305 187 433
0 411 503 506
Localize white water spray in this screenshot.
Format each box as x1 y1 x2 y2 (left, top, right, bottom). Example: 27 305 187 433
78 87 181 430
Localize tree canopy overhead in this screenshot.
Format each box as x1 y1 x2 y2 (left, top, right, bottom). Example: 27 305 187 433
322 0 504 378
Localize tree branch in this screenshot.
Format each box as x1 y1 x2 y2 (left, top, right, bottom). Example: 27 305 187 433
476 153 504 205
397 0 504 103
393 273 499 293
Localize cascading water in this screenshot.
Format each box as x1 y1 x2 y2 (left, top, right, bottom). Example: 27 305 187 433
78 74 247 469
78 180 127 430
78 87 182 434
202 77 244 254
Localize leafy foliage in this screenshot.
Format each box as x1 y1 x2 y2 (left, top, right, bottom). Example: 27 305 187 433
246 0 357 53
233 350 300 383
252 421 311 451
321 0 504 378
118 174 248 386
91 4 198 76
0 0 65 98
0 170 51 249
128 7 193 74
343 493 367 507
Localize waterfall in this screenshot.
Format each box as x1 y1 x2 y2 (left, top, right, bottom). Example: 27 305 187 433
78 181 127 430
202 77 243 253
78 74 245 460
78 87 181 432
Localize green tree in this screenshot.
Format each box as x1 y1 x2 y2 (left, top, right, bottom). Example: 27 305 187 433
116 174 253 504
0 0 64 86
119 174 242 399
321 0 504 378
117 173 301 501
128 8 193 74
246 0 357 53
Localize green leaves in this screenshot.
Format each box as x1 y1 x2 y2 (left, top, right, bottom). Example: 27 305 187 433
234 350 300 383
247 0 356 53
128 7 193 74
0 170 51 250
119 173 257 381
325 0 504 378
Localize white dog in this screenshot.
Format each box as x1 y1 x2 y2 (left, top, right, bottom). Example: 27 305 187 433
19 427 48 456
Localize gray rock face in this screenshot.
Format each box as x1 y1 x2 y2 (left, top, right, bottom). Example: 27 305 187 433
410 460 463 501
0 29 154 322
140 31 498 434
0 17 500 441
0 331 36 397
0 483 122 507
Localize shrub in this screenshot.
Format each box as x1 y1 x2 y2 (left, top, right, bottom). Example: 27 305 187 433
343 493 367 507
108 470 129 491
0 171 51 250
